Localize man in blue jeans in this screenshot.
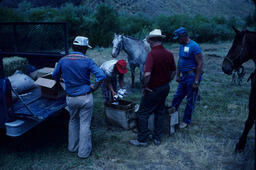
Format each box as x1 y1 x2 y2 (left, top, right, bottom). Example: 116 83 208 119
130 29 176 146
171 27 203 129
52 36 106 158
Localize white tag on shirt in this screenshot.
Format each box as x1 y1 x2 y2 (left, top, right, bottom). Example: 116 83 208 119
184 46 189 53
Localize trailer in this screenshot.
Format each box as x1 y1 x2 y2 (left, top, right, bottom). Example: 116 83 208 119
0 22 69 137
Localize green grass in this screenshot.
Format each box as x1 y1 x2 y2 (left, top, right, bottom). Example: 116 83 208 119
0 42 254 169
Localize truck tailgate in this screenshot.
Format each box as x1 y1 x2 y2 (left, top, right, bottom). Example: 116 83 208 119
5 87 66 137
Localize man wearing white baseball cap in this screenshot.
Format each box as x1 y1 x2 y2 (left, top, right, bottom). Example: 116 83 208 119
53 36 106 158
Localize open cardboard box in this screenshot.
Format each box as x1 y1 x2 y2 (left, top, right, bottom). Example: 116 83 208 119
34 74 65 99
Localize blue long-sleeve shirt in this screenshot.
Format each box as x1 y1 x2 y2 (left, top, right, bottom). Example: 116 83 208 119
52 51 106 96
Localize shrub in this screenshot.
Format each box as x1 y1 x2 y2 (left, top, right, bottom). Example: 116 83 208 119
0 2 245 47
89 4 119 47
0 7 25 22
119 14 152 38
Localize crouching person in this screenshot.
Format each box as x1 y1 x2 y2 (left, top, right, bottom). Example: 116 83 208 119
52 36 106 158
100 59 128 104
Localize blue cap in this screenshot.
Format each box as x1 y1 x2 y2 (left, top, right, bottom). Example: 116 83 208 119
173 27 187 40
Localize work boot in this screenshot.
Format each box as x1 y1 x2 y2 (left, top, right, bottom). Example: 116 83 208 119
129 139 148 147
179 122 188 129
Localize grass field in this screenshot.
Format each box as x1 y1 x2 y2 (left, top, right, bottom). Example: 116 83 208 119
0 42 255 169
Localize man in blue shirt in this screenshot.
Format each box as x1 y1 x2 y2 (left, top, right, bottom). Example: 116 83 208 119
52 36 106 158
171 27 203 129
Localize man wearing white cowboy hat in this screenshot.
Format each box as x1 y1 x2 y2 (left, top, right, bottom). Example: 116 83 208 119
130 29 176 146
52 36 106 158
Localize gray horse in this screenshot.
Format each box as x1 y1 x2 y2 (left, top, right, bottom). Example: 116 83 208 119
112 33 151 88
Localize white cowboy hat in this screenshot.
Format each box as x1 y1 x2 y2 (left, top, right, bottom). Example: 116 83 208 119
73 36 92 48
146 29 166 41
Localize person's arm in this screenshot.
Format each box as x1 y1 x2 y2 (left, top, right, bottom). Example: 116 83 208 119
143 52 153 94
106 78 116 96
176 58 181 82
170 71 176 81
193 53 203 88
142 72 151 88
52 61 61 81
170 53 176 81
89 59 106 92
118 74 124 89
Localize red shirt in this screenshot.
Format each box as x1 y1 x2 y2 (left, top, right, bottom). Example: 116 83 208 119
144 45 176 89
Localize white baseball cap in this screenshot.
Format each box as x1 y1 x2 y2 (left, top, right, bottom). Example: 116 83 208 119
73 36 92 48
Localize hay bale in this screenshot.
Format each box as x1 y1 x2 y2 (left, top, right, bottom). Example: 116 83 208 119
3 57 28 76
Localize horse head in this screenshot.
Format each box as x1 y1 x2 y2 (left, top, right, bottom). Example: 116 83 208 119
222 27 251 75
112 33 123 58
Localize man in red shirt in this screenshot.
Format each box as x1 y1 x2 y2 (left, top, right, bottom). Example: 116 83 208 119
130 29 176 146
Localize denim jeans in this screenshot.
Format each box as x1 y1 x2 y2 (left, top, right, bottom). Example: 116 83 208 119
171 72 201 124
66 93 93 158
137 83 170 142
101 76 117 104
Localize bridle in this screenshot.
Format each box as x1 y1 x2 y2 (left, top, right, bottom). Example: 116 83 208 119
113 35 123 55
224 32 247 70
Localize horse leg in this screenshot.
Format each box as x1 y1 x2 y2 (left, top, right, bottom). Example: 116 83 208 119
139 64 144 87
235 79 256 152
130 64 135 88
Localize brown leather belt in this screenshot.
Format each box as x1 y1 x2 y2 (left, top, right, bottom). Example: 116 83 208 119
67 91 91 97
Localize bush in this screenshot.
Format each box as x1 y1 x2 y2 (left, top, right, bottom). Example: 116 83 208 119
0 2 246 47
89 4 119 47
119 14 153 38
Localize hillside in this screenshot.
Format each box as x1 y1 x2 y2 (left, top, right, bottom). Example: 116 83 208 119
0 0 255 18
82 0 255 18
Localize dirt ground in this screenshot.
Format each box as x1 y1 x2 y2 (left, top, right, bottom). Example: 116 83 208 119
0 42 255 170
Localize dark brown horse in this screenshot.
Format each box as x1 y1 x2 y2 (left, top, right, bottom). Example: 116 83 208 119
222 27 256 152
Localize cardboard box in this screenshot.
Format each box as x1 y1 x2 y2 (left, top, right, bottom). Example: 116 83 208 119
34 74 65 99
30 67 55 80
147 109 179 135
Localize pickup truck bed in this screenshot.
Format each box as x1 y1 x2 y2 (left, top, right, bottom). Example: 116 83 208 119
5 87 66 137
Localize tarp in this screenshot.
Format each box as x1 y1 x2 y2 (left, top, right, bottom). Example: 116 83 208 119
0 78 14 128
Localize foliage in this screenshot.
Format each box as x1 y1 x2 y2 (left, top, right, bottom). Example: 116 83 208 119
0 2 246 47
119 14 153 39
89 4 119 47
245 9 256 30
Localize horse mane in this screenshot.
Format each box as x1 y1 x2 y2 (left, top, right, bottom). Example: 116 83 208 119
123 35 142 41
244 30 256 35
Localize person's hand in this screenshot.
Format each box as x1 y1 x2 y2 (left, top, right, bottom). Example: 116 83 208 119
142 88 145 96
112 91 117 98
90 84 95 92
192 83 199 89
176 76 181 82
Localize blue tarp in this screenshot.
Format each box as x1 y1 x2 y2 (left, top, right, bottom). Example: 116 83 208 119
0 78 14 128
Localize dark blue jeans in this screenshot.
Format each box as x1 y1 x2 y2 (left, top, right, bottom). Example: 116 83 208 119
171 72 201 124
101 76 117 104
137 83 170 142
